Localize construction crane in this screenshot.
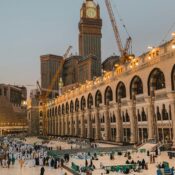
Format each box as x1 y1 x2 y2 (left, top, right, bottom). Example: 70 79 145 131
105 0 133 63
37 45 72 100
39 45 72 136
36 81 61 94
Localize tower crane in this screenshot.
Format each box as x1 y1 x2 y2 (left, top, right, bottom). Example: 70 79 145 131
105 0 133 63
37 45 72 99
38 45 72 136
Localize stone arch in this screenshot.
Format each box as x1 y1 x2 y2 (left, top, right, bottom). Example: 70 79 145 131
125 110 130 122
62 104 65 115
40 111 43 117
116 81 126 102
130 75 143 99
141 107 147 121
95 90 102 107
113 112 116 122
87 93 93 109
148 68 165 96
58 105 61 115
55 107 57 116
81 96 86 110
75 98 79 112
156 106 161 121
52 108 54 116
70 100 74 113
162 104 169 120
171 65 175 90
66 102 69 114
104 86 113 105
49 109 51 117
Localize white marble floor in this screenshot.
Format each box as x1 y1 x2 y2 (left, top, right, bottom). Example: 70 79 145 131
0 163 72 175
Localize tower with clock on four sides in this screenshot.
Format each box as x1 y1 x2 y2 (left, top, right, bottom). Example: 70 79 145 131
79 0 102 61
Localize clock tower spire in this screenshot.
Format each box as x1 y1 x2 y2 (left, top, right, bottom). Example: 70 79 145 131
79 0 102 60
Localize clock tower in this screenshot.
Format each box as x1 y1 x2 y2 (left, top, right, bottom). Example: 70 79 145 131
79 0 102 60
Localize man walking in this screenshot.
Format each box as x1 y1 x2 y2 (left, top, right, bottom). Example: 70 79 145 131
40 166 45 175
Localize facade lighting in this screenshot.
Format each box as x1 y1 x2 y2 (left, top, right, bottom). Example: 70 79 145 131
148 46 153 50
172 42 175 49
172 32 175 37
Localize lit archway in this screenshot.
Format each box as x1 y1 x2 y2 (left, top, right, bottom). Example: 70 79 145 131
116 81 126 102
130 76 143 99
104 86 113 105
148 68 165 96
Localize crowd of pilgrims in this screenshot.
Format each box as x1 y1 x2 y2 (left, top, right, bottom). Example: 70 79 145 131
0 138 68 170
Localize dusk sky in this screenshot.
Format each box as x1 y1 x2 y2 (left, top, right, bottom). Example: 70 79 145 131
0 0 175 92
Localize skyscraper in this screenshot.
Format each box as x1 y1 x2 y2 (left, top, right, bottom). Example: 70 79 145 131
40 54 63 98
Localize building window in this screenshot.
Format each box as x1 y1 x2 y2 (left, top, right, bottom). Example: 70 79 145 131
162 104 169 120
116 82 126 102
141 108 147 121
137 109 141 122
157 107 161 121
130 76 143 99
148 68 166 96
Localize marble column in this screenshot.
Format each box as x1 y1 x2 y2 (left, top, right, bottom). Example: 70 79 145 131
115 103 122 143
81 111 85 138
104 105 110 141
128 100 137 144
87 109 92 139
145 97 155 140
167 92 175 147
95 108 100 140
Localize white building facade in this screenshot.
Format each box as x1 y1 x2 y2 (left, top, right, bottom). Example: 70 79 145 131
42 37 175 145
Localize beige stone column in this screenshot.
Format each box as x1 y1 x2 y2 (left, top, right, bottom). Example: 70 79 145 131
58 115 61 136
75 112 79 136
65 115 68 135
61 116 64 136
115 103 122 143
145 97 155 140
95 107 100 140
54 116 57 135
87 109 92 139
49 118 51 135
104 105 110 141
81 111 85 138
128 100 137 144
167 92 175 147
53 116 56 135
69 113 73 136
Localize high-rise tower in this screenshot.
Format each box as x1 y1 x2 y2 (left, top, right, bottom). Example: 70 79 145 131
79 0 102 60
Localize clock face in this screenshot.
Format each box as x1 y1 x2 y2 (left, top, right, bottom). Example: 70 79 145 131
86 8 96 18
